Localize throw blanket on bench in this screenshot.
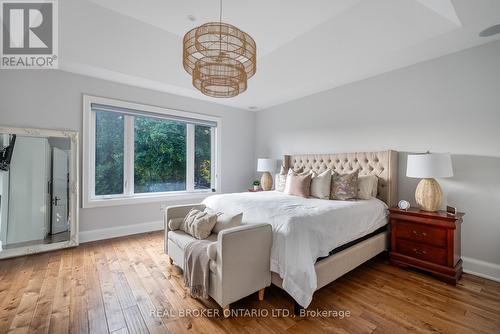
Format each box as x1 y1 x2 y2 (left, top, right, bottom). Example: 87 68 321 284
183 240 212 299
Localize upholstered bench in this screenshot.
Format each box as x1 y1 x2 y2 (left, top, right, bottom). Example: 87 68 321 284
164 203 272 316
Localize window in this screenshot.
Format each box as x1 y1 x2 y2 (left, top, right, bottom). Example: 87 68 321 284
194 125 212 190
95 111 124 196
83 96 220 207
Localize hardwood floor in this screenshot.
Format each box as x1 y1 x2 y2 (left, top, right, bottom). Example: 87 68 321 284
0 231 499 334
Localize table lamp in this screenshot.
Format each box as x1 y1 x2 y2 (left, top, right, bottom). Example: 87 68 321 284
257 158 275 191
406 152 453 212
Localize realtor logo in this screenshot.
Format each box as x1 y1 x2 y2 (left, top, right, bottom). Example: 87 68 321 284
1 0 58 69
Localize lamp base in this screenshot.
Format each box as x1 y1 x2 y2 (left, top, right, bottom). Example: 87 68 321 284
415 178 443 212
261 172 273 191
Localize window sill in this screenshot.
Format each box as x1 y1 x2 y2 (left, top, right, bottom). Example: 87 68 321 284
83 191 217 209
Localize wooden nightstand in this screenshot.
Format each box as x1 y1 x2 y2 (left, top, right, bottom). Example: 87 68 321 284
389 207 464 284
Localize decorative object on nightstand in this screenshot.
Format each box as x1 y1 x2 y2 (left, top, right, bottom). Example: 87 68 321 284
406 152 453 212
446 205 457 216
257 158 275 191
398 200 411 210
252 180 260 191
389 207 464 284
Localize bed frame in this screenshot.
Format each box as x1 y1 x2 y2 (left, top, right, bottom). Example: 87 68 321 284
271 150 398 309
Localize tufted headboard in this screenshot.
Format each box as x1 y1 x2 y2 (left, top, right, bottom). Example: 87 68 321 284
283 150 398 206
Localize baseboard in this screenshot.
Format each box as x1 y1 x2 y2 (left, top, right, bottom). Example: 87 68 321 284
80 220 163 243
462 256 500 282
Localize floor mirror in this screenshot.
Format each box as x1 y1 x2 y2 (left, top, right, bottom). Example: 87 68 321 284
0 126 79 258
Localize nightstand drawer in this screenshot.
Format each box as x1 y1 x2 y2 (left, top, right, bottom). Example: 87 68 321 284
395 221 447 248
397 239 447 266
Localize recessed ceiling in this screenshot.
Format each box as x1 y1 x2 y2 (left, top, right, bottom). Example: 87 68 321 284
85 0 363 58
59 0 500 110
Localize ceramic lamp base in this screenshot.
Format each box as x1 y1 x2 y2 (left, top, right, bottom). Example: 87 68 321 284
415 178 443 212
261 172 273 191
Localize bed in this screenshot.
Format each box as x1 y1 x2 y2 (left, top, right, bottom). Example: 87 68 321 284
202 150 398 308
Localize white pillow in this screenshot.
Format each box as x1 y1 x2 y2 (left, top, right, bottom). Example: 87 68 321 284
357 175 378 200
275 165 287 192
310 169 332 199
205 208 243 233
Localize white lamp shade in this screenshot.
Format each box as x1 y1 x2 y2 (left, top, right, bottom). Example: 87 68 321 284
257 158 275 172
406 153 453 178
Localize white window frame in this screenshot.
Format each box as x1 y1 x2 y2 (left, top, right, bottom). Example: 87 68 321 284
83 95 221 208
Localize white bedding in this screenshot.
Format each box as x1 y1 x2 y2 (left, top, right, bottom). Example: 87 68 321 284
202 191 388 308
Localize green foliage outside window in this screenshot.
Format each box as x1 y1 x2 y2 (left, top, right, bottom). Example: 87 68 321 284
95 111 212 196
95 112 124 196
194 125 211 190
134 117 186 193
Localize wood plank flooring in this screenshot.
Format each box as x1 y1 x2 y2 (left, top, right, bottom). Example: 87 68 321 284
0 231 499 334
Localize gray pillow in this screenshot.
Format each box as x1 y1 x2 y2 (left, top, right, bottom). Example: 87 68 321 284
211 212 243 233
168 217 184 230
177 209 218 239
331 170 359 200
357 175 378 200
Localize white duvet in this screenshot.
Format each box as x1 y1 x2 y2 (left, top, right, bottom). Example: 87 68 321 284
202 191 388 307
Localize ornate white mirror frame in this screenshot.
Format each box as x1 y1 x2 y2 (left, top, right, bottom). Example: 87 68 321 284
0 126 79 259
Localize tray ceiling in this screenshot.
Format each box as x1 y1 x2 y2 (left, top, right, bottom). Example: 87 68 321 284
60 0 500 110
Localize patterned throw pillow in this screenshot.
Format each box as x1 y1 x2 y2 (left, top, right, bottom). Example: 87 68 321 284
275 165 287 192
331 170 359 200
179 209 218 239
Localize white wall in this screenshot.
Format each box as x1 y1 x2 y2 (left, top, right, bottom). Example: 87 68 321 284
255 40 500 281
0 70 256 240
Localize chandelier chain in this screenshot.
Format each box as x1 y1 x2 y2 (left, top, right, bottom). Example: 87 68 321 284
219 0 222 54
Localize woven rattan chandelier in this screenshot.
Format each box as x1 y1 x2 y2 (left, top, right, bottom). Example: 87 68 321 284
183 0 256 98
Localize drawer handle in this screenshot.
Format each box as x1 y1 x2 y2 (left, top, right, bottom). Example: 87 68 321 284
412 248 427 255
412 230 427 237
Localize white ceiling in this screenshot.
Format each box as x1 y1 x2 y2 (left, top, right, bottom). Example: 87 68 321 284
59 0 500 111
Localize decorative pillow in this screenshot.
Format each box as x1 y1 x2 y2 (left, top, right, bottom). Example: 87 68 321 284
331 170 359 200
310 169 332 199
357 175 378 200
177 209 218 239
207 210 243 233
285 172 312 198
276 174 287 191
372 176 379 197
275 165 287 192
284 167 307 193
168 217 184 230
